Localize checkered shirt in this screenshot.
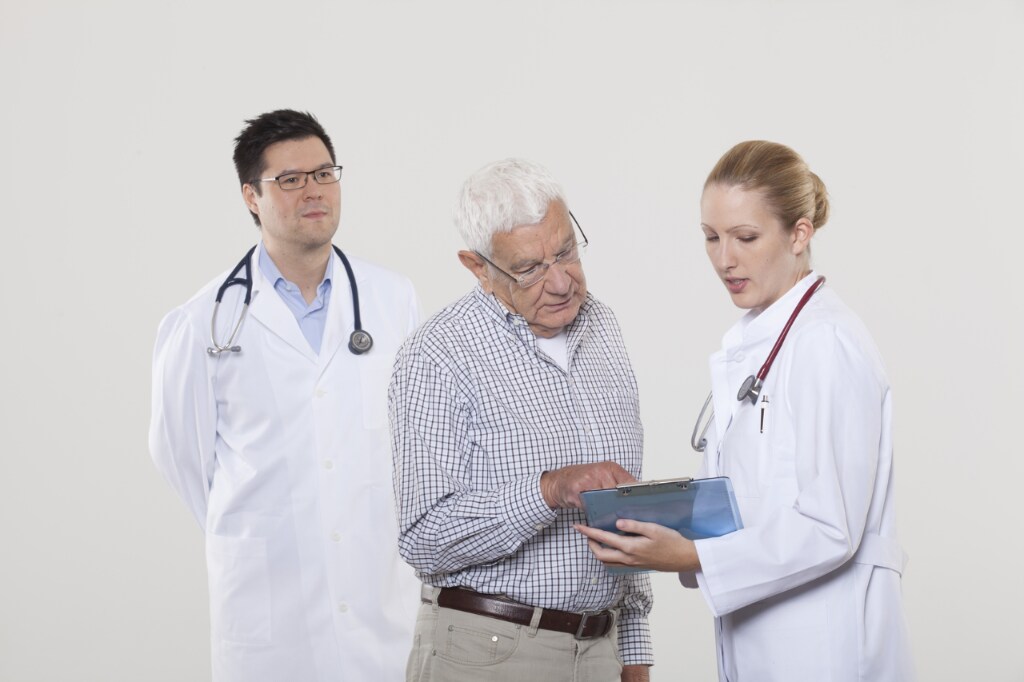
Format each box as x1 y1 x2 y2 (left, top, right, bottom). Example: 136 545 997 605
389 286 653 665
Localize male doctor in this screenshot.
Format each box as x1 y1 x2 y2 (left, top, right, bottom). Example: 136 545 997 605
149 109 420 681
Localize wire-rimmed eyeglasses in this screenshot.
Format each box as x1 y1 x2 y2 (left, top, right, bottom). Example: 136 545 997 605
475 211 589 289
257 165 343 190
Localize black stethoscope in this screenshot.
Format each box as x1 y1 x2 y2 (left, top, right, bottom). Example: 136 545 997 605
207 244 373 357
690 275 826 452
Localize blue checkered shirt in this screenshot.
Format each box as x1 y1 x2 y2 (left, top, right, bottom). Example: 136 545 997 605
389 286 653 665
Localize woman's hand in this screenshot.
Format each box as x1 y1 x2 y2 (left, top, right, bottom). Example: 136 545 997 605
575 519 701 573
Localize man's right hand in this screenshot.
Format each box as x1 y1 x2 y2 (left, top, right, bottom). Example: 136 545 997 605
539 461 636 509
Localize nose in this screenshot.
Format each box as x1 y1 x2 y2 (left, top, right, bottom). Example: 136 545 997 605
303 174 324 199
710 239 735 272
544 261 573 294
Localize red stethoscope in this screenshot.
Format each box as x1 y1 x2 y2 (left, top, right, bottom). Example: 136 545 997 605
690 276 826 452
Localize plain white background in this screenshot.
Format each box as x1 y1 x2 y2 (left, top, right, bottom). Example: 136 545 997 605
1 1 1022 680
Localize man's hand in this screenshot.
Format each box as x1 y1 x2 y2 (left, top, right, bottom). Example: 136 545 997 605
539 461 636 509
621 664 650 682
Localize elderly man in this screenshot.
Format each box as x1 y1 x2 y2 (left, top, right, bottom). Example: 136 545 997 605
389 158 652 682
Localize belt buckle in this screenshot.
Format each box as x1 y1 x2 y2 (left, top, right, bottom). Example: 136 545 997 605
574 611 599 640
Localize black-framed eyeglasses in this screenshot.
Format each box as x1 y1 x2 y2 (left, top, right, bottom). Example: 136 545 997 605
475 211 589 289
257 165 343 190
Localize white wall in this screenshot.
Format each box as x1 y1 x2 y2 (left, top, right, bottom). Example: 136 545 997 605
1 1 1021 679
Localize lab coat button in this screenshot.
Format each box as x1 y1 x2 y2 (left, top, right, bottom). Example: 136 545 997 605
330 532 341 542
323 460 334 470
732 352 745 362
337 602 349 613
315 388 327 398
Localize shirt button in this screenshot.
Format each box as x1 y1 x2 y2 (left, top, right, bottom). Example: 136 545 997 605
330 532 341 542
337 602 349 613
323 460 334 470
534 523 546 531
591 577 599 585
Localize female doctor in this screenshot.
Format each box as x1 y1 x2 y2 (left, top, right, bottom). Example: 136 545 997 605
577 141 914 680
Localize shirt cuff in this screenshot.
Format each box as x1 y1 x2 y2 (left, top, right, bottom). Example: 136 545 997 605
499 471 558 541
616 610 654 666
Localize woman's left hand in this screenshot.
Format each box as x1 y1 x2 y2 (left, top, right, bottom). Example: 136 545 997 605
574 519 701 573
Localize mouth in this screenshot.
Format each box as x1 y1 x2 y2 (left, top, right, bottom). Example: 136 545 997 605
724 277 748 294
302 208 330 220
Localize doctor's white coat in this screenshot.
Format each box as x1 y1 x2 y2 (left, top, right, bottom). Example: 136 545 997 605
686 273 914 681
149 244 420 682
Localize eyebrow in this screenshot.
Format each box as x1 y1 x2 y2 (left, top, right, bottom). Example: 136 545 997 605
701 222 763 232
508 235 575 271
276 162 335 175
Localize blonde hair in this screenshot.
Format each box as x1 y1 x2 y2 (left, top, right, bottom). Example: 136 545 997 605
704 140 830 230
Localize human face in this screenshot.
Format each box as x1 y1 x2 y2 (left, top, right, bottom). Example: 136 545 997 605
460 201 587 338
700 183 812 313
242 136 340 254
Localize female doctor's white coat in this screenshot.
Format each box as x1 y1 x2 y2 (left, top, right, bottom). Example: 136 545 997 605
685 273 914 681
149 244 420 682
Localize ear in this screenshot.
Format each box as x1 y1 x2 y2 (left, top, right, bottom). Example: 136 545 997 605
242 184 261 218
458 250 494 294
790 217 814 256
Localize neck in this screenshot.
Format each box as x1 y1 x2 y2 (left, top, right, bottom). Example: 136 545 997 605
264 241 332 304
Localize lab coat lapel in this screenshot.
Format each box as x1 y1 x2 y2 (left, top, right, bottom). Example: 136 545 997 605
708 272 821 458
247 244 318 363
316 249 353 375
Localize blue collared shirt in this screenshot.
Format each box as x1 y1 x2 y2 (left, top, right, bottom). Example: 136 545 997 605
259 246 333 354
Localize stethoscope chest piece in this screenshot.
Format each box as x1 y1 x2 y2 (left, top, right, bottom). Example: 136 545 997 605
737 375 762 404
348 329 373 355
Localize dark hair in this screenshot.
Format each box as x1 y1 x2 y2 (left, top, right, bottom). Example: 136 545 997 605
704 140 830 231
232 109 336 226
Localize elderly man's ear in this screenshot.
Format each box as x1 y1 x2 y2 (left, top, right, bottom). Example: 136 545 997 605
458 250 494 293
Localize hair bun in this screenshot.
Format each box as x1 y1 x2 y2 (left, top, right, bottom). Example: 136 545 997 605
810 172 830 230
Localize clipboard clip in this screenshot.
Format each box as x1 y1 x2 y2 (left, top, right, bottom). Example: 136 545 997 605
615 477 694 496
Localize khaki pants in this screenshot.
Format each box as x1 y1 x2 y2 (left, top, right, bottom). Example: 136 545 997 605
407 588 622 682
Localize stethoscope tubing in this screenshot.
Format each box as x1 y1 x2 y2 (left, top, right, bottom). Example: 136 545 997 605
207 244 371 357
692 275 827 452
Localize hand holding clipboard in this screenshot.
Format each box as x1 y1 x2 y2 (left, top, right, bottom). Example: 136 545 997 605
577 477 743 574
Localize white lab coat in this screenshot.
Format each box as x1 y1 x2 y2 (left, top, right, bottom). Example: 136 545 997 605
686 273 914 681
150 243 421 682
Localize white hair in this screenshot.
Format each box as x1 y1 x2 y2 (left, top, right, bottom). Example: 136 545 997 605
454 158 567 255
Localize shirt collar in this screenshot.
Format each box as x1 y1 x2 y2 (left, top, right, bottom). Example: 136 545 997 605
723 271 820 350
471 284 592 340
258 243 334 293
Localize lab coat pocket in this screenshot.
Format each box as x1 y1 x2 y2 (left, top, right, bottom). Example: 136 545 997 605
360 356 393 430
206 534 272 646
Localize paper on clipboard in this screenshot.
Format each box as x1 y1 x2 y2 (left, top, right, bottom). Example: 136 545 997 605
580 476 744 574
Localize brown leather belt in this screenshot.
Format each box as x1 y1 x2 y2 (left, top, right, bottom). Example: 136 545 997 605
428 587 613 640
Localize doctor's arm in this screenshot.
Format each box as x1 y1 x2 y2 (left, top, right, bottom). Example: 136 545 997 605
388 346 559 575
576 519 701 573
149 308 217 529
694 325 885 615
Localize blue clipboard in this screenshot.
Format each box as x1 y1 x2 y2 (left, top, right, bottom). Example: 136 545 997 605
580 476 744 574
